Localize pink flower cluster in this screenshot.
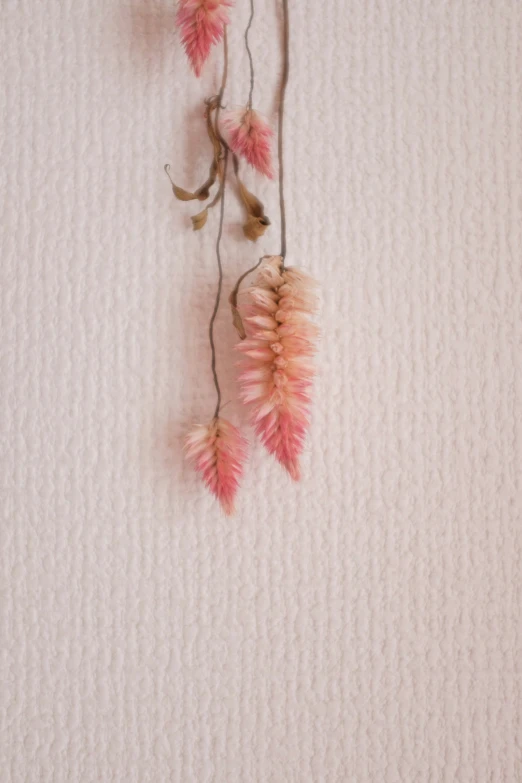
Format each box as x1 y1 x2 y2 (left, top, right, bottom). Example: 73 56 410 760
176 0 233 77
237 256 318 480
185 417 247 515
223 108 274 179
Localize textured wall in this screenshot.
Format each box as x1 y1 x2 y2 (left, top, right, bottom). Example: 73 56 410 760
1 1 521 780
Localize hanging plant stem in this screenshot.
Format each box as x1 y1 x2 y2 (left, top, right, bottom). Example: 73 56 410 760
208 31 229 418
278 0 289 264
245 0 255 109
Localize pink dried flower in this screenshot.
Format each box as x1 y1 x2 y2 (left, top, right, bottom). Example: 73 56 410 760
222 108 274 178
236 256 318 480
185 417 247 514
176 0 233 77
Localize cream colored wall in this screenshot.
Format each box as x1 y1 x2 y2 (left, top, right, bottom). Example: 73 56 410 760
1 1 521 780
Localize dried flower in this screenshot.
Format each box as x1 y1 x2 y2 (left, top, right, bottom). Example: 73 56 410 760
222 108 274 179
236 256 318 480
184 417 247 514
176 0 233 77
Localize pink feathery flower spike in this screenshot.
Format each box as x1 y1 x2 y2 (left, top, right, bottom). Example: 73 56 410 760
236 256 318 480
176 0 233 77
222 108 274 179
185 417 247 514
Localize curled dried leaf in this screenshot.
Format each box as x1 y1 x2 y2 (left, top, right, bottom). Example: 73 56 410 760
229 286 246 339
237 181 264 218
190 178 224 232
243 214 270 242
193 160 218 201
230 301 247 339
232 155 270 242
163 98 224 207
191 208 208 231
166 161 218 203
172 183 200 201
205 97 223 163
228 257 264 340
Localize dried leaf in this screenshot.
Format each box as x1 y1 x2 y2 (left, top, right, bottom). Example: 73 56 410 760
164 99 224 207
232 154 271 242
189 177 223 233
170 159 218 203
205 97 223 161
191 208 208 231
204 96 225 187
230 304 247 339
229 291 247 339
173 184 199 201
243 214 270 241
237 181 264 218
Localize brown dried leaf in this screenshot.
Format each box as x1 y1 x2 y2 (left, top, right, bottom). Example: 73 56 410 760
230 304 247 339
171 158 219 203
237 181 265 218
165 99 224 206
173 184 199 201
205 97 222 161
232 155 271 242
228 256 265 339
191 208 208 231
243 214 271 242
228 291 247 339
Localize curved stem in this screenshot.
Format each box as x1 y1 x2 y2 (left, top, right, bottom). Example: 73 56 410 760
208 31 229 419
209 149 228 419
245 0 255 109
216 27 228 115
229 256 264 312
278 0 289 264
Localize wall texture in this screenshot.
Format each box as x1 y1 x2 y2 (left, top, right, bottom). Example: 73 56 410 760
1 1 521 780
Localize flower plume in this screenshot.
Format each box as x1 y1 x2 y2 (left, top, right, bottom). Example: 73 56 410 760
223 108 274 178
236 256 318 480
176 0 233 77
185 417 247 514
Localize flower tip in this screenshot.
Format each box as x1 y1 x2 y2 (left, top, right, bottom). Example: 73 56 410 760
287 461 301 482
221 497 236 516
272 446 301 481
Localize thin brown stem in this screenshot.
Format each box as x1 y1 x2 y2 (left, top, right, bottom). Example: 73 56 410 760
245 0 255 109
208 31 229 419
209 150 228 419
216 27 228 115
278 0 289 265
229 256 264 312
